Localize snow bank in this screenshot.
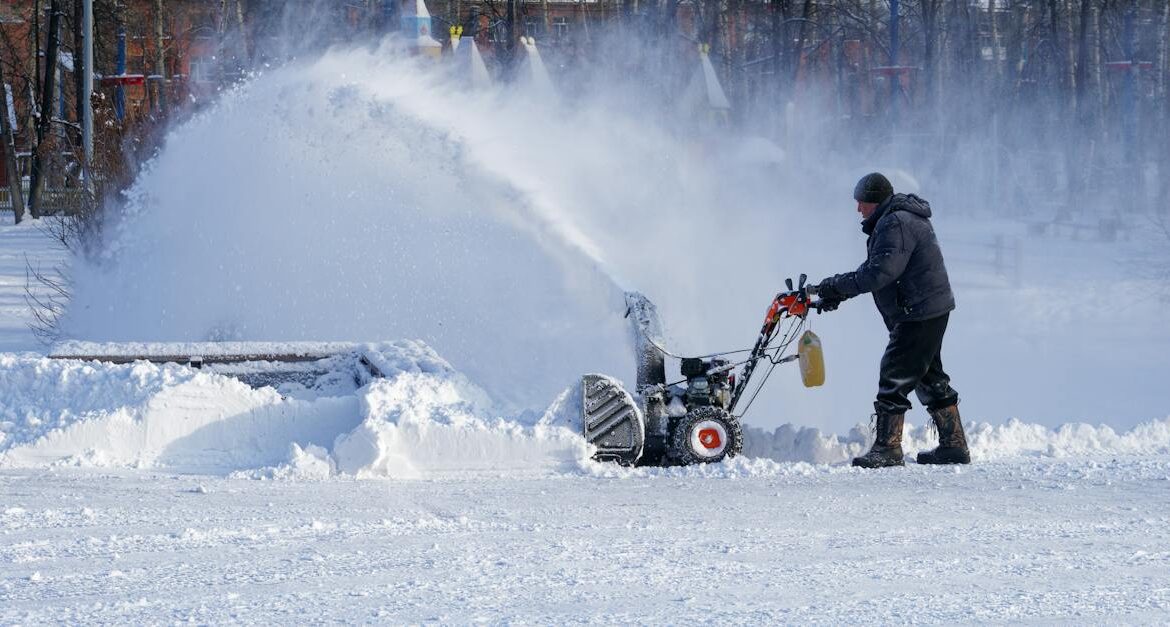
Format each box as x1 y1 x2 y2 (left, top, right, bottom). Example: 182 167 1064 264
0 352 361 471
332 369 587 478
1 342 1165 476
742 416 1170 464
0 341 590 476
956 418 1170 460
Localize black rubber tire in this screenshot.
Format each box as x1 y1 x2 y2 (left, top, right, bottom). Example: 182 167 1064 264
668 406 744 465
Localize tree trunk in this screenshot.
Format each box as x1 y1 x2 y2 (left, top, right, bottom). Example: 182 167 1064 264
1062 0 1076 112
236 0 249 61
1005 1 1027 104
660 0 678 38
1158 0 1170 215
73 0 85 147
32 0 41 110
29 0 40 145
1046 0 1074 110
769 0 781 89
1091 0 1103 122
1068 0 1095 213
0 61 26 224
1046 0 1060 92
715 0 726 76
154 0 168 115
1159 0 1169 107
988 0 1001 80
504 0 517 69
789 0 812 85
922 0 941 112
542 0 550 41
1071 0 1090 119
577 0 589 45
28 0 63 219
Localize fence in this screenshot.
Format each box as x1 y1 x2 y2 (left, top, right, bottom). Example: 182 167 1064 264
1023 216 1134 242
948 234 1022 286
0 181 86 215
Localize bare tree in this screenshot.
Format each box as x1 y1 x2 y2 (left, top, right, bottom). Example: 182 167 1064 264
988 0 1001 83
1160 0 1169 107
921 0 943 111
153 0 168 115
24 257 70 345
28 0 65 219
0 57 25 223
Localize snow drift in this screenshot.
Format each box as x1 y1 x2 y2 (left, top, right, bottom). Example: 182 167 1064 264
2 343 1168 476
744 418 1170 465
0 342 587 476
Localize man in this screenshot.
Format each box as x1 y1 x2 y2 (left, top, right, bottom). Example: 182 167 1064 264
816 172 970 468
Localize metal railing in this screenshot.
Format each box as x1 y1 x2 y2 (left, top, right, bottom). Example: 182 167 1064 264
0 182 86 215
948 234 1022 285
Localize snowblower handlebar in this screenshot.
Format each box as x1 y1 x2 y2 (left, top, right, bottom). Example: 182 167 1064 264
730 276 822 414
767 278 830 325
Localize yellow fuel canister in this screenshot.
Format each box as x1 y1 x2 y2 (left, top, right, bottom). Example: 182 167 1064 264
798 329 825 387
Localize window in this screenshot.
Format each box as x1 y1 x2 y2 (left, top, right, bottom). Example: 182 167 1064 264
524 19 543 39
189 58 213 83
553 16 568 39
488 21 506 43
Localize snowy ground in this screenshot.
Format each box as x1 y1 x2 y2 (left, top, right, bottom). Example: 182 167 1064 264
1 338 1167 622
0 214 66 353
3 458 1169 624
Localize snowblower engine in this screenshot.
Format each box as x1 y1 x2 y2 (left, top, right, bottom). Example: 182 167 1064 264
582 276 825 467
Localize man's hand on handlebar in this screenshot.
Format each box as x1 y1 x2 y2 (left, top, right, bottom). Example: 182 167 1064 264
812 280 844 313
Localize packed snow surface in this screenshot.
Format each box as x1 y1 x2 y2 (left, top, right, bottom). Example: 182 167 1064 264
3 457 1170 623
0 215 68 353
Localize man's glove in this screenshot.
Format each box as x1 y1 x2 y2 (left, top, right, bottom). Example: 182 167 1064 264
814 280 844 312
814 280 845 302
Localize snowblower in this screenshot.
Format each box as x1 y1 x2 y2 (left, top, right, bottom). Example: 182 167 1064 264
583 275 828 467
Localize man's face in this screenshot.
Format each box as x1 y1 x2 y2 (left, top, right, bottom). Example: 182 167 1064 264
857 201 879 220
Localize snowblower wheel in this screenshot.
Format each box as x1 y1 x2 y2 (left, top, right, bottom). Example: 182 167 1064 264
669 406 743 465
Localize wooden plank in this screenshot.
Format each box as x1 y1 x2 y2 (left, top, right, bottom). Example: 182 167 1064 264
49 352 344 366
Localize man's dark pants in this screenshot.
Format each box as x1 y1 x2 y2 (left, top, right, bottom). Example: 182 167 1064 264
876 313 959 415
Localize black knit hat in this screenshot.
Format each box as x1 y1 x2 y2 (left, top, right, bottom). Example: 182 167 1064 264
853 172 894 204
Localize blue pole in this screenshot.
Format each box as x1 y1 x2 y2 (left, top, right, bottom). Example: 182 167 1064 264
115 26 126 120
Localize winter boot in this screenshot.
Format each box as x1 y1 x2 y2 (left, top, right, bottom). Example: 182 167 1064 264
917 404 971 465
852 412 905 468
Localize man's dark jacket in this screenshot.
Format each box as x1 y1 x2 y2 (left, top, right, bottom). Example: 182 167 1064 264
824 193 955 325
